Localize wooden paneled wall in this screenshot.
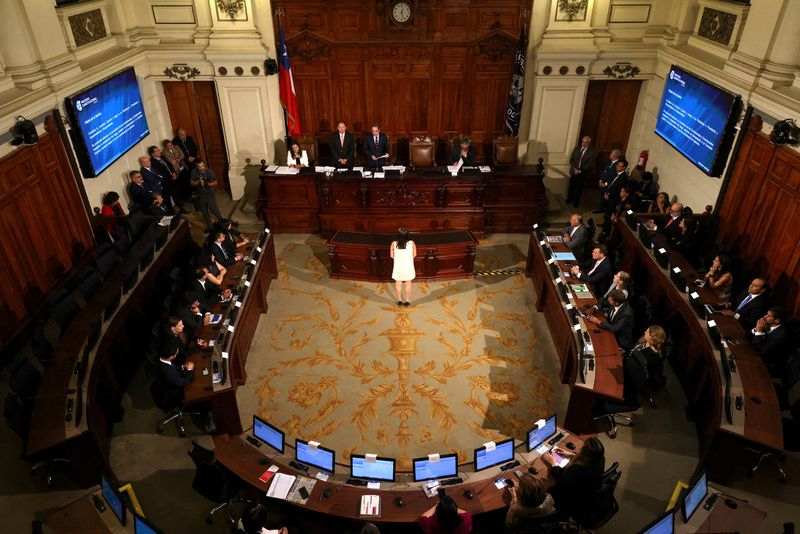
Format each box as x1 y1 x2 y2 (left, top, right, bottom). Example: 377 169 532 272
0 118 94 350
275 0 531 162
717 131 800 316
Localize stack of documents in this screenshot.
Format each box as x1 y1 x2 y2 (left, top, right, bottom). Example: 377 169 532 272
359 495 381 517
266 473 296 499
275 166 300 174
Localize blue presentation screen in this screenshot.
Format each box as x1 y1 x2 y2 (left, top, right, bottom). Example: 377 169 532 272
253 416 284 454
413 454 458 481
682 471 707 521
528 415 557 451
655 65 736 175
639 511 674 534
474 438 515 471
296 440 335 473
69 67 149 176
351 456 395 482
101 475 125 525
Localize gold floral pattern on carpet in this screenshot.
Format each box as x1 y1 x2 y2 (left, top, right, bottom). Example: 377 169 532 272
249 235 556 472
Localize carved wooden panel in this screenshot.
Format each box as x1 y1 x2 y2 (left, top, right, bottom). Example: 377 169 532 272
274 0 531 163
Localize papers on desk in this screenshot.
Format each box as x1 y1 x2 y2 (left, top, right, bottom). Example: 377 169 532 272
479 165 492 173
275 166 300 174
552 252 575 261
266 473 296 499
547 235 563 243
315 166 335 173
374 172 385 178
158 215 174 227
569 284 592 299
359 495 381 517
383 165 406 173
353 166 364 173
264 165 279 172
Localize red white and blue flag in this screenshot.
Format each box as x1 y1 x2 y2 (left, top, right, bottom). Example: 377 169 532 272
278 22 301 137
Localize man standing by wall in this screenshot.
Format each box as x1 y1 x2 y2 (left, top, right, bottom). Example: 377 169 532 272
566 136 596 208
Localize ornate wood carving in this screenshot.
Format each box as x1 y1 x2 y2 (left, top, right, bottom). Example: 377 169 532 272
374 181 428 207
473 31 517 61
286 31 330 63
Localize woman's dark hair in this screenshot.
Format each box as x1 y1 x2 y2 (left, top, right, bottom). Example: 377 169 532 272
291 141 301 153
682 216 698 235
517 473 547 507
241 503 268 534
215 219 233 233
572 437 605 467
434 495 462 530
103 191 120 205
641 171 653 182
715 254 730 274
360 523 381 534
396 227 409 250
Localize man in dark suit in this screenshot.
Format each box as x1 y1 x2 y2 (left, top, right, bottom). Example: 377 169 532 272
594 149 622 213
211 231 241 267
128 170 151 209
751 306 792 370
177 293 211 340
660 203 684 241
363 124 390 168
721 278 769 331
148 145 179 211
158 346 195 388
139 156 165 196
603 159 629 213
588 290 635 349
562 213 589 263
330 121 356 167
173 128 199 168
189 267 221 309
145 193 172 217
451 137 476 166
566 136 596 208
570 244 615 297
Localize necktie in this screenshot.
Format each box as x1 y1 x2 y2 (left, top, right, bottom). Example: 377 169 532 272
665 217 674 228
375 136 379 147
588 259 601 276
340 134 344 147
609 307 617 322
578 147 586 167
736 294 753 312
218 243 228 260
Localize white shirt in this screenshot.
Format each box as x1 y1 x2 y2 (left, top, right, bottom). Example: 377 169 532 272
286 150 309 166
587 257 605 276
753 323 780 337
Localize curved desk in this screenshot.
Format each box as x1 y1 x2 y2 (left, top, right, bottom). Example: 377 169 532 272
213 427 583 524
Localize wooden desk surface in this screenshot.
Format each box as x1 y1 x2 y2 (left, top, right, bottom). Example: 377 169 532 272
43 488 131 533
214 429 583 523
673 489 766 534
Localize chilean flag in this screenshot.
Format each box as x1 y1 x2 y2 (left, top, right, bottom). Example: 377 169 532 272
278 22 301 137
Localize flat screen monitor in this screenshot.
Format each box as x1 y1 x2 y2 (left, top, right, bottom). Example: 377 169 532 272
412 454 458 482
681 471 708 522
253 415 284 454
527 415 557 451
474 438 515 472
64 67 150 177
655 65 741 177
134 514 164 534
638 510 674 534
296 439 335 473
350 455 396 482
101 474 126 525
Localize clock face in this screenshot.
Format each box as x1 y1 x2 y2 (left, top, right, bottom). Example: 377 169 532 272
392 1 412 24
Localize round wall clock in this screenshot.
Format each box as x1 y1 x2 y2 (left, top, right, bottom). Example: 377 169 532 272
390 1 413 25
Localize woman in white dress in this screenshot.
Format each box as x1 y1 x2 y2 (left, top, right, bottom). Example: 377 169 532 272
390 227 417 306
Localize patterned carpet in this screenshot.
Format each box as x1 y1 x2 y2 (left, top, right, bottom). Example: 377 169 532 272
237 233 567 472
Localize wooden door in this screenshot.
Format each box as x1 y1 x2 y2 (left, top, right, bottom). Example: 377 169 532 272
578 80 642 178
162 81 230 192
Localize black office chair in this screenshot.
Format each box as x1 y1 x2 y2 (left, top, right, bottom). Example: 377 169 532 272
150 373 200 437
592 354 648 438
188 441 253 527
504 512 564 534
570 462 621 530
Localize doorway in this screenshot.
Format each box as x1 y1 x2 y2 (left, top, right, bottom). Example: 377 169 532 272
162 81 230 193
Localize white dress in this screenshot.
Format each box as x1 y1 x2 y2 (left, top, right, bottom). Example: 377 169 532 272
391 241 416 281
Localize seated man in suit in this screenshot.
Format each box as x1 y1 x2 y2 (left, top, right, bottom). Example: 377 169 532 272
144 192 173 218
189 266 225 308
159 346 195 388
660 203 684 241
587 290 635 349
451 137 476 166
751 306 792 370
363 124 390 168
721 277 769 331
211 231 242 267
176 293 212 340
570 245 615 297
561 213 589 263
330 121 356 167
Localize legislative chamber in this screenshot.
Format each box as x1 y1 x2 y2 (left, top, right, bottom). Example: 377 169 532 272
1 0 799 533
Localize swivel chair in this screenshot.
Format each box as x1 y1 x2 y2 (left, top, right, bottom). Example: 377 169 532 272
592 354 647 438
150 373 200 437
188 441 253 527
571 462 621 530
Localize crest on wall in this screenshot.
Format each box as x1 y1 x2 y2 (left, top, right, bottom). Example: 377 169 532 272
603 63 640 79
164 64 201 80
286 31 331 63
68 9 107 47
216 0 247 21
472 31 517 61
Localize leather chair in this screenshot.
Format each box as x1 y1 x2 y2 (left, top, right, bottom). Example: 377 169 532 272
150 373 200 437
188 441 253 526
409 135 437 167
592 352 648 438
296 136 317 167
571 462 621 529
494 135 519 166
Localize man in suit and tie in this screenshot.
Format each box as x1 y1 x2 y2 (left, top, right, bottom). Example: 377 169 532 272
587 290 635 349
660 203 684 241
173 128 199 168
751 306 792 370
566 136 596 208
148 145 179 212
330 121 356 167
189 266 228 308
139 156 165 196
363 124 390 168
594 149 623 213
602 159 629 214
562 213 589 263
159 346 195 388
721 278 770 331
145 193 172 218
128 170 152 210
211 231 241 267
570 245 615 297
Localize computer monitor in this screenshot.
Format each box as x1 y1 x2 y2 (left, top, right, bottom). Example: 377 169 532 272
638 510 674 534
412 454 458 482
101 474 126 525
527 415 557 451
474 438 515 471
350 454 396 482
253 415 284 454
134 514 164 534
296 439 335 473
681 471 708 522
